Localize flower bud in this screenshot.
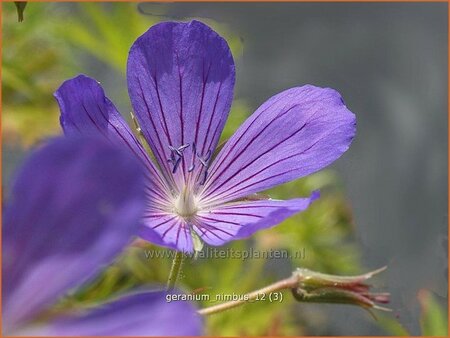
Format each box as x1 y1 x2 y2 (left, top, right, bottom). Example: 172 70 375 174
291 266 390 311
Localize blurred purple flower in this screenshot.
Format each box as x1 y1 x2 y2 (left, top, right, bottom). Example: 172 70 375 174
55 20 356 253
2 136 202 336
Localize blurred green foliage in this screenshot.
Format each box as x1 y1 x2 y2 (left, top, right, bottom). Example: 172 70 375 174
59 3 243 75
2 2 418 336
2 2 243 147
418 289 448 336
3 3 69 145
60 3 158 74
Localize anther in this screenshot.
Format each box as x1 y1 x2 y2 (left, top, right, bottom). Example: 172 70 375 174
167 144 190 174
183 143 211 184
197 149 211 185
167 151 176 164
172 157 181 174
199 169 208 185
169 144 189 157
188 142 197 172
198 150 211 167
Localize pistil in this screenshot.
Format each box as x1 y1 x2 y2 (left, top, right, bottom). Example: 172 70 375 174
174 183 198 219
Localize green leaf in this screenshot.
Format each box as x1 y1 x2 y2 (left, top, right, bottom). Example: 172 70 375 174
419 289 448 336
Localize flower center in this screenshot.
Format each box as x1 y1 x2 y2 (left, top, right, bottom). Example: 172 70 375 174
173 184 199 219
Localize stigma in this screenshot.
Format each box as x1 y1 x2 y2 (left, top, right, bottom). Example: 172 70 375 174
173 183 199 219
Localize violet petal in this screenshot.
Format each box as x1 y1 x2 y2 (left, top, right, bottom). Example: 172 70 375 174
54 74 170 204
194 191 319 245
3 136 145 332
22 290 202 336
127 21 235 188
139 213 194 253
200 85 356 204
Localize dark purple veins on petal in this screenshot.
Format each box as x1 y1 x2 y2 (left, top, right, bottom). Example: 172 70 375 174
127 20 235 187
54 74 170 201
200 86 356 204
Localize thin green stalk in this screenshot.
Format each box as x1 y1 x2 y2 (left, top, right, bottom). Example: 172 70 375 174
198 275 299 316
166 251 185 292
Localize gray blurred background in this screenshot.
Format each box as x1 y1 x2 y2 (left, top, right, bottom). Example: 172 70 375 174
143 2 448 335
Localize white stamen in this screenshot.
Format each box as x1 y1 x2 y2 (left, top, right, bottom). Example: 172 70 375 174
173 183 199 219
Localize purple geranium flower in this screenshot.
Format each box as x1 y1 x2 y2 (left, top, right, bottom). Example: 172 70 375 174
55 20 356 253
2 136 202 336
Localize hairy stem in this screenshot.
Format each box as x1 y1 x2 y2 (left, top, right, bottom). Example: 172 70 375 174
166 251 185 292
198 274 299 316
